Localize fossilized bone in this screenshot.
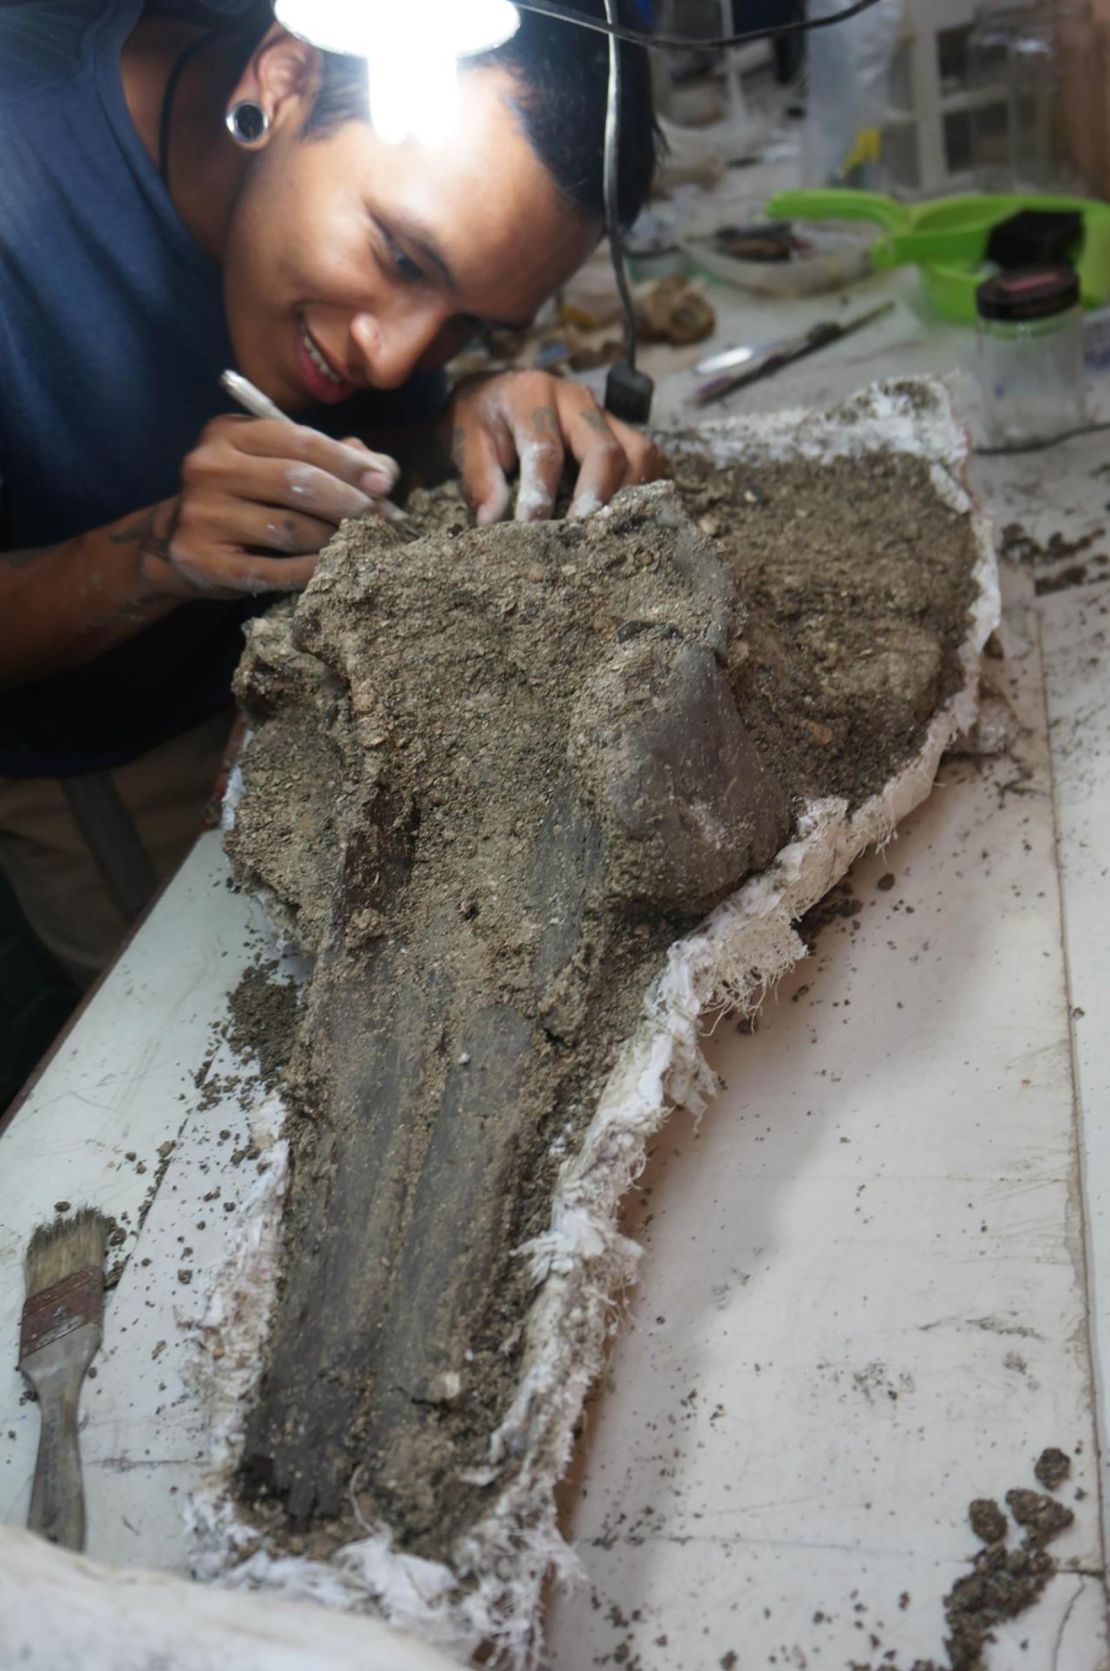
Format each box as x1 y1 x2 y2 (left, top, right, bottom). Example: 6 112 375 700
228 476 796 1539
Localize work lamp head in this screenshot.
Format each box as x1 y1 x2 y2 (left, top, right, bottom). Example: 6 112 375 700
273 0 521 147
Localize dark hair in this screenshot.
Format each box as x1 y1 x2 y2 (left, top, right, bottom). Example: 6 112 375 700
304 1 659 228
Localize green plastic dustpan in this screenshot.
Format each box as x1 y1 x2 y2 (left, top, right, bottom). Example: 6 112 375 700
766 188 1110 322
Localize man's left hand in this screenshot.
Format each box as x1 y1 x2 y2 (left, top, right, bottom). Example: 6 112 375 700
444 370 667 525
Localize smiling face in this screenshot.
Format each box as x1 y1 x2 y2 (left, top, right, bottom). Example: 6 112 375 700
220 37 599 411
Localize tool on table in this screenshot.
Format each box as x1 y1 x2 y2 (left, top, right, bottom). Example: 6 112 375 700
691 300 895 406
696 340 764 378
767 189 1110 323
220 370 406 524
20 1209 108 1551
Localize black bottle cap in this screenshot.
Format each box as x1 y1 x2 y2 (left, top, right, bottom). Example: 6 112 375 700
977 265 1081 323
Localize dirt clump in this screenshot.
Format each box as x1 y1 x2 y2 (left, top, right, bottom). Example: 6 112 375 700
225 966 299 1092
194 963 299 1113
940 1538 1056 1670
1033 1446 1071 1490
850 1463 1077 1670
1004 1487 1074 1546
968 1499 1007 1544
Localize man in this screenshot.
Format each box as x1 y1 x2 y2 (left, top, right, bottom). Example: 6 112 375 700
0 0 663 985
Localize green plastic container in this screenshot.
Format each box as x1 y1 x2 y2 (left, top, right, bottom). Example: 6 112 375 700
766 189 1110 323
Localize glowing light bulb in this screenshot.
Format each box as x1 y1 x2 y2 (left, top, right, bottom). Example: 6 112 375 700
362 11 462 147
274 0 520 146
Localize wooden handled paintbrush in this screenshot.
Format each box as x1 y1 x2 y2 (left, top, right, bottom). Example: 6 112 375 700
20 1208 107 1550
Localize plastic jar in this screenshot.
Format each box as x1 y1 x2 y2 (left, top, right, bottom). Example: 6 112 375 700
976 265 1086 447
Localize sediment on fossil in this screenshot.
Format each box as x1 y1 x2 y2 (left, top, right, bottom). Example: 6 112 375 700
225 442 978 1561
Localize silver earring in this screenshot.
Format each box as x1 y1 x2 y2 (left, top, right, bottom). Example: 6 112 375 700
226 100 270 147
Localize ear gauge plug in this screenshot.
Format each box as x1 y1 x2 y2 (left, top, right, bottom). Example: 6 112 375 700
226 100 271 146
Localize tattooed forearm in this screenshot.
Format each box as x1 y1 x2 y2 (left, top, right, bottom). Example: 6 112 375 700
108 499 181 569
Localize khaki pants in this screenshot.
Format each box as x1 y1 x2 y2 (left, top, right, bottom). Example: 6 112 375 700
0 710 234 987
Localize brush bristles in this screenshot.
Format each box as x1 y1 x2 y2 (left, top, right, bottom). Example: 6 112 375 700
24 1208 108 1298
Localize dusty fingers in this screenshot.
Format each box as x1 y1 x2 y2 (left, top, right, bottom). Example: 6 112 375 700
161 415 402 599
606 416 669 488
447 372 671 529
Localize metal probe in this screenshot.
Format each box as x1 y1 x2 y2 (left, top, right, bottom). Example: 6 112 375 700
601 0 653 424
220 370 406 523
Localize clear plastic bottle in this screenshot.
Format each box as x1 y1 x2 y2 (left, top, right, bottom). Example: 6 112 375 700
967 4 1027 193
967 1 1090 193
976 266 1086 447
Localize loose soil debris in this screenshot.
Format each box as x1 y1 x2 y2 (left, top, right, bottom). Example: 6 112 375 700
195 964 299 1114
849 1454 1078 1670
968 1499 1007 1544
1033 1446 1071 1491
998 518 1110 595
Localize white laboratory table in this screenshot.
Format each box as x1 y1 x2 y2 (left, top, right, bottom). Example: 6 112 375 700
4 157 1110 1669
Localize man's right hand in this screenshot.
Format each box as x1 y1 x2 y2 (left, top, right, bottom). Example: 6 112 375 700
142 415 399 599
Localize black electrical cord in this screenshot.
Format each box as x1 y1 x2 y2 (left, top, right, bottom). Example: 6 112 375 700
513 0 886 52
602 0 638 373
535 0 890 421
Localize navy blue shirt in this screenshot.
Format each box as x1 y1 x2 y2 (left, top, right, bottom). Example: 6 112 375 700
0 0 446 775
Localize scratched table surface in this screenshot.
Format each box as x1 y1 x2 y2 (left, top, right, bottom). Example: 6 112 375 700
3 143 1110 1669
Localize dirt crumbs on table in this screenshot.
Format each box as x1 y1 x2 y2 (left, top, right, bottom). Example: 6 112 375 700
220 425 980 1566
194 963 300 1113
846 1454 1076 1670
226 966 299 1091
999 518 1110 596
